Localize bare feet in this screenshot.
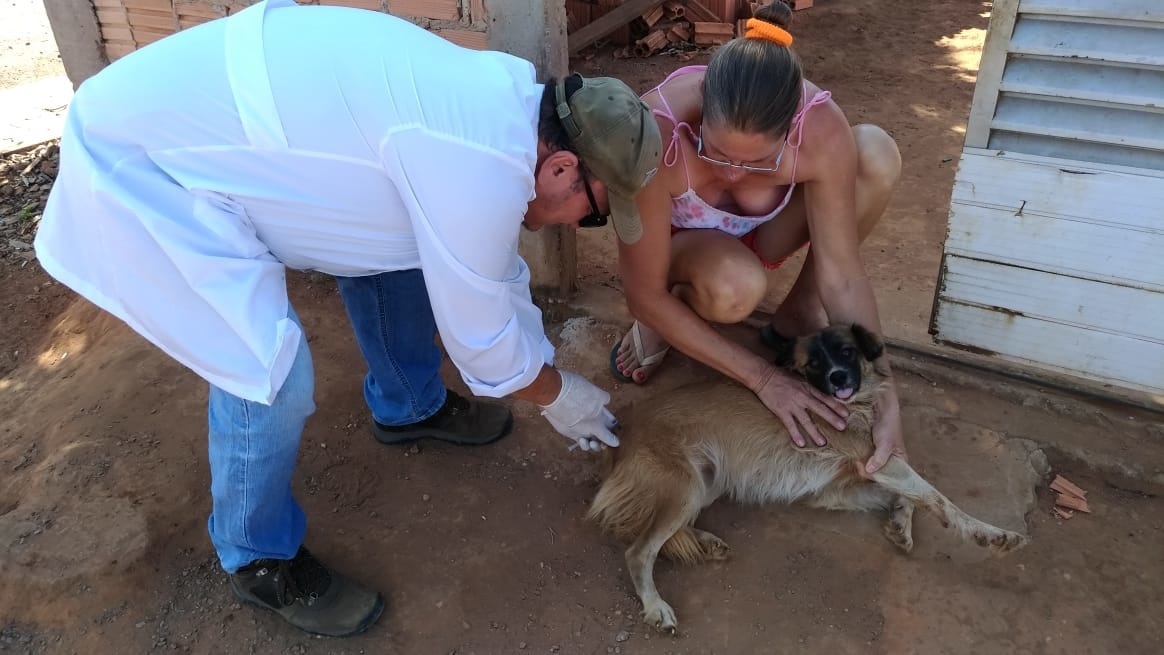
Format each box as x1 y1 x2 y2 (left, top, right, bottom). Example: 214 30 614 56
612 321 671 384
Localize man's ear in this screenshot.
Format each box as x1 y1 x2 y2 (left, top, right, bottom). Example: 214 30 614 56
538 150 580 186
850 323 884 361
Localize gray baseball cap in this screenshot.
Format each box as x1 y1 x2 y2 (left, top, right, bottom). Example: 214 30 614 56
554 74 662 244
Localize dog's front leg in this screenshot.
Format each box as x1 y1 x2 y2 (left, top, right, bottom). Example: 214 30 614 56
870 457 1028 554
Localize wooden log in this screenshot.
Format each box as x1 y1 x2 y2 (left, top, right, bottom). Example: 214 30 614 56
736 18 747 37
570 0 665 54
692 20 734 45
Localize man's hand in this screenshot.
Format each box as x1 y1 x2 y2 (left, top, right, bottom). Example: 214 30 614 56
865 383 908 475
753 365 849 448
539 370 620 452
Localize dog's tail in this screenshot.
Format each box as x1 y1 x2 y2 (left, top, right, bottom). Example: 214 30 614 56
588 456 721 564
659 527 720 564
587 462 659 544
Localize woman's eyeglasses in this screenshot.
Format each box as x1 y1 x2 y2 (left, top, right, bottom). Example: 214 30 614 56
697 125 787 174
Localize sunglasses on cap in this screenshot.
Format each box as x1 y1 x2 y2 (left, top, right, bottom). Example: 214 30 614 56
578 166 609 229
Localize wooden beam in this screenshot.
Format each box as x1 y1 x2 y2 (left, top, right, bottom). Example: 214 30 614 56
569 0 665 54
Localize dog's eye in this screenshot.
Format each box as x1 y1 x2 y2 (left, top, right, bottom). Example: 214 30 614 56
807 357 820 370
841 346 855 359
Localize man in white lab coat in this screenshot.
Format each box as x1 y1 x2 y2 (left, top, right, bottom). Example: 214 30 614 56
34 0 661 637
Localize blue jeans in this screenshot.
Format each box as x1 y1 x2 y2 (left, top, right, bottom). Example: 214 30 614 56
207 269 445 572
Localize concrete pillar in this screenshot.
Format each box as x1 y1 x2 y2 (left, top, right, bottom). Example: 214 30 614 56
41 0 108 89
487 0 578 301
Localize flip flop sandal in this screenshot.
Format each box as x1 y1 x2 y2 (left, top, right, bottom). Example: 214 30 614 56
609 321 671 384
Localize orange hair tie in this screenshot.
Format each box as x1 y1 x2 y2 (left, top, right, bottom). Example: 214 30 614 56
744 18 793 47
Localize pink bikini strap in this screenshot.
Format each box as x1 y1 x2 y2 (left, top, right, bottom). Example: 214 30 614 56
788 82 832 181
649 67 707 188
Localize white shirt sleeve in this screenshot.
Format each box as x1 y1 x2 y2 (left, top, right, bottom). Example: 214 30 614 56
381 128 554 398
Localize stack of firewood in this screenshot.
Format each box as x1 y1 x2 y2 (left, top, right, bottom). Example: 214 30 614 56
567 1 812 58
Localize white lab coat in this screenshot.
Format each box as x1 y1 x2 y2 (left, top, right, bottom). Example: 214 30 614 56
34 0 554 404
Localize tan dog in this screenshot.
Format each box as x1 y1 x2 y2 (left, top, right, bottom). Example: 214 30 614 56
588 324 1029 633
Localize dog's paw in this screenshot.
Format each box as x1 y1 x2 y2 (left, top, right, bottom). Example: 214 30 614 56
986 530 1029 555
695 529 731 561
882 519 914 554
642 599 678 634
882 500 915 553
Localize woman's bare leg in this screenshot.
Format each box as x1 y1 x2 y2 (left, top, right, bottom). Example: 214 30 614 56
762 124 902 336
614 230 766 383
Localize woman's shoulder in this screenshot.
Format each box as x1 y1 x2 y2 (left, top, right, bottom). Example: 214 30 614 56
800 79 838 114
643 68 705 123
794 80 857 175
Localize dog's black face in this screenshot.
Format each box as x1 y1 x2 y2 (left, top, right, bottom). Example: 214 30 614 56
771 324 884 401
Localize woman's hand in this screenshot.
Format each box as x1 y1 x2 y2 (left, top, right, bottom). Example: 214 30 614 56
864 383 908 475
753 365 849 448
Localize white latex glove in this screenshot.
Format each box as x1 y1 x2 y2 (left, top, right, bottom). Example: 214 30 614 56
539 370 620 452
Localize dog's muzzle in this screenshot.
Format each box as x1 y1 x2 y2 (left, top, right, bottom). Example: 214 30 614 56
827 368 857 400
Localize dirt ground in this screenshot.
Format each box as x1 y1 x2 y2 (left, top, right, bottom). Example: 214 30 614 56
0 0 63 89
1 1 1163 654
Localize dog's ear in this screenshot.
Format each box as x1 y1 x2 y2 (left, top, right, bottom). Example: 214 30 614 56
850 324 884 361
762 325 797 368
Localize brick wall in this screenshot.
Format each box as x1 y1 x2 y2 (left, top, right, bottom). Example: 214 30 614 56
92 0 491 62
